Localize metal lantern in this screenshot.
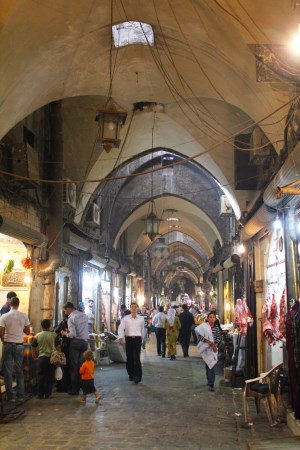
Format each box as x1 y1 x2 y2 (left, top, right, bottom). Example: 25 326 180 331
152 236 170 258
144 201 161 241
95 97 127 153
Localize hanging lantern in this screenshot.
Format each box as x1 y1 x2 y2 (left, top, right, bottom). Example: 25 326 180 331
144 201 161 241
152 236 170 258
95 97 127 153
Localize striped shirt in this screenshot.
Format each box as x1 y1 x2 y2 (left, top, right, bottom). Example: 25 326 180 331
197 324 222 347
138 311 149 328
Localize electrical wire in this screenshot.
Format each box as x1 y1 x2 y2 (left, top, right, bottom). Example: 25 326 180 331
0 90 297 186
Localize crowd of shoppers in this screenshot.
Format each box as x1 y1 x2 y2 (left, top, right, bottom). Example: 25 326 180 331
0 291 222 403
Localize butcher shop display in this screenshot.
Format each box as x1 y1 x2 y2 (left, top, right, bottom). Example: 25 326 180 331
262 289 286 345
233 298 254 337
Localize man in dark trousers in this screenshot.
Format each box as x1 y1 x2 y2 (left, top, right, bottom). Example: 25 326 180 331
178 304 195 357
118 302 145 384
152 305 166 357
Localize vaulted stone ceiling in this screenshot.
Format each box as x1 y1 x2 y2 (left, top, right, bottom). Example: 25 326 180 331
0 0 298 286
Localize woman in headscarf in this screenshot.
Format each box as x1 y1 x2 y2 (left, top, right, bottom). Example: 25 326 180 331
164 307 181 360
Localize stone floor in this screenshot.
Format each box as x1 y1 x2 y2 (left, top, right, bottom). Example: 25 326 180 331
0 335 297 450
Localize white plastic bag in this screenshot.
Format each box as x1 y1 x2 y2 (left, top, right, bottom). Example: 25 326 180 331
197 340 210 355
201 348 218 369
55 366 63 381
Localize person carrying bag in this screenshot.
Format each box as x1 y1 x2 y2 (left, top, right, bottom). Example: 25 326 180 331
195 311 222 392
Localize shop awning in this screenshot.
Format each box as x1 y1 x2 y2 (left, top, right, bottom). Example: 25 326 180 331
0 215 48 248
264 141 300 209
241 204 275 241
106 258 120 270
63 228 91 251
222 254 240 269
212 262 224 273
118 264 129 273
86 254 107 268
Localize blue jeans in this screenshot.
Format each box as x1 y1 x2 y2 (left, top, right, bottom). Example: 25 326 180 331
68 339 88 394
205 363 215 388
2 343 25 399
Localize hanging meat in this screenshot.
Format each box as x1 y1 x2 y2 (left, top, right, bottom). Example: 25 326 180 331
262 295 276 345
262 292 285 345
233 297 254 336
270 293 279 334
278 289 286 339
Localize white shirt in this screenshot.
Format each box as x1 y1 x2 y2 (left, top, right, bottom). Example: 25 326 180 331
152 311 166 328
68 310 89 340
0 309 30 343
86 308 94 324
118 314 145 340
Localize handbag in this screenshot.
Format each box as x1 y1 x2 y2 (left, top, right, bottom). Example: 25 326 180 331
50 331 66 366
50 349 66 366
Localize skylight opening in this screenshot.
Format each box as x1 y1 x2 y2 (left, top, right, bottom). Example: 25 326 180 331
112 21 154 48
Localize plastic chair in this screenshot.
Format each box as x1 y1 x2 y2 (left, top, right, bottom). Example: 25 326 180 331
243 363 283 424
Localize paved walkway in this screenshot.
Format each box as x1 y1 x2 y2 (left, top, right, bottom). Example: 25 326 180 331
0 335 296 450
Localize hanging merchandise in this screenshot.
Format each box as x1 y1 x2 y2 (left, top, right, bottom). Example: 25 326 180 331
262 294 277 345
278 290 286 340
3 259 14 274
233 298 254 336
21 257 33 269
262 290 286 345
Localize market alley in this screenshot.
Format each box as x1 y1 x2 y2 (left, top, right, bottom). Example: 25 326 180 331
0 335 296 450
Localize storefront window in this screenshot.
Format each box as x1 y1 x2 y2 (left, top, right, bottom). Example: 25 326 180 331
101 269 111 332
82 264 100 332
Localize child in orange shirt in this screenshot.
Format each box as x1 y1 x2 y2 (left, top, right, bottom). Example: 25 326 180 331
79 350 101 403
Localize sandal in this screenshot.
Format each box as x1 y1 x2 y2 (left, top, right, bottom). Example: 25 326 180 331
80 397 86 403
95 394 101 403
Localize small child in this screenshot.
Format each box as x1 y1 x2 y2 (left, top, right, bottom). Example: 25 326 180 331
79 350 101 403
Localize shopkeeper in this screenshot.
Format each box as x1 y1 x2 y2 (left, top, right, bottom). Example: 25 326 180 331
86 299 95 334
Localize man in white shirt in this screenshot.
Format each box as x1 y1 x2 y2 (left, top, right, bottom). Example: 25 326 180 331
0 296 30 402
118 303 145 384
86 299 95 333
152 306 167 357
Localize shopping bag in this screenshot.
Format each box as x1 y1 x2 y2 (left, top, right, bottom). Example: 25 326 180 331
55 366 63 381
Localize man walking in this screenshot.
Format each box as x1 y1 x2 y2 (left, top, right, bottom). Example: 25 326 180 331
118 302 145 384
152 305 166 357
62 302 89 395
0 291 17 315
178 304 195 357
0 296 30 402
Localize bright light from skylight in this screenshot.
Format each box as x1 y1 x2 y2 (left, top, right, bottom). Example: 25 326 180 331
112 22 154 48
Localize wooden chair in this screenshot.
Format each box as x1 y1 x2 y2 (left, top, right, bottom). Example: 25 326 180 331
243 363 283 424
